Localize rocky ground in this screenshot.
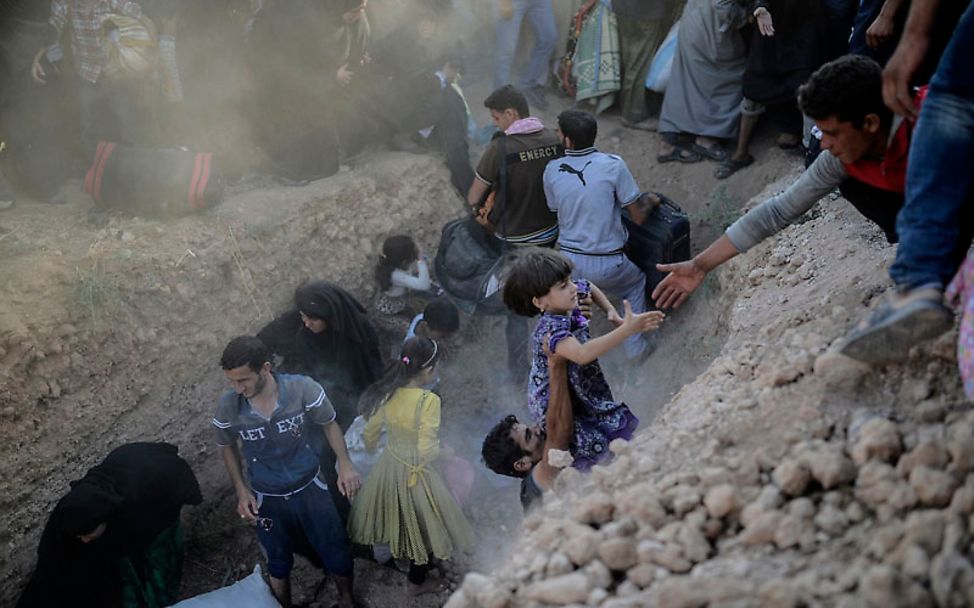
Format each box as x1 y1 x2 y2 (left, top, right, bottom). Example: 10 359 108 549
4 80 966 607
446 175 974 608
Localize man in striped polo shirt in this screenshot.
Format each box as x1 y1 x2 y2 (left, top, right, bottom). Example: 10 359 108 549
213 336 361 608
544 109 653 359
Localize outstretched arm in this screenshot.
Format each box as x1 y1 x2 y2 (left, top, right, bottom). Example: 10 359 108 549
555 301 664 365
534 353 572 490
653 150 847 309
652 234 740 309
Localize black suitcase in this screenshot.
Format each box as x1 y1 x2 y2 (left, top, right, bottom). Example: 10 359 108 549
623 193 691 302
434 217 507 315
84 140 224 217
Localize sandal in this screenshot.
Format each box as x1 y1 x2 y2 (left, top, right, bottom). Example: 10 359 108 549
691 142 729 162
657 146 702 164
714 155 754 179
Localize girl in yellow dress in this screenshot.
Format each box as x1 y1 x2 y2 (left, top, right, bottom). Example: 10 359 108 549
348 336 474 595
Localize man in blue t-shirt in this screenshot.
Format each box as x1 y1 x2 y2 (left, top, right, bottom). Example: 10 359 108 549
213 336 361 608
543 109 655 359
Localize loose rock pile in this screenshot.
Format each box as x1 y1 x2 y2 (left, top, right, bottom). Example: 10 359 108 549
446 184 974 607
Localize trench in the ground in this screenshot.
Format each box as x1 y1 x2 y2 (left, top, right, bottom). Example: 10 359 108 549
172 228 738 607
0 143 787 605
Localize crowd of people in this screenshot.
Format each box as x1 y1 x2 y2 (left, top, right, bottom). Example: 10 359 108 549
9 0 974 606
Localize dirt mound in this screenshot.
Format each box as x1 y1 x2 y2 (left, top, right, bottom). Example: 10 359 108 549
0 152 465 604
3 101 935 607
446 178 974 608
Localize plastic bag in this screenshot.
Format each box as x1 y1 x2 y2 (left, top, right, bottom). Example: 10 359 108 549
645 20 679 94
343 415 386 478
171 565 280 607
102 15 157 81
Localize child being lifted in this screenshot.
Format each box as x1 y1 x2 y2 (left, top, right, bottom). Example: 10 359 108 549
502 248 664 470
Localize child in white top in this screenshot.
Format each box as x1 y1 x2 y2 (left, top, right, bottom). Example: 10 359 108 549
373 235 435 343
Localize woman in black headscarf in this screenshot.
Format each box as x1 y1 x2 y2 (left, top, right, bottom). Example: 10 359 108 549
258 281 384 431
257 281 383 522
17 443 202 608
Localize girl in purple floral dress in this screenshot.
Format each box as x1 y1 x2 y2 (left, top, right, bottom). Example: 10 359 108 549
503 249 665 469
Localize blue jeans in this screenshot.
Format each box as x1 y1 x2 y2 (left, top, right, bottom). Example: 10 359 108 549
255 479 354 579
494 0 557 90
889 3 974 291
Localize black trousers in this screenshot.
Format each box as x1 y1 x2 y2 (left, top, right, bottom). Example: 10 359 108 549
838 177 904 244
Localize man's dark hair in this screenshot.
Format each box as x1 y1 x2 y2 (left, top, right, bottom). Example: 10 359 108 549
502 248 574 317
482 415 528 478
484 85 530 120
798 54 893 130
557 110 598 150
220 336 271 372
424 297 460 334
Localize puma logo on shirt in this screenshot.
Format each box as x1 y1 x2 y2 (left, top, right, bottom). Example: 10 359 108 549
559 161 593 186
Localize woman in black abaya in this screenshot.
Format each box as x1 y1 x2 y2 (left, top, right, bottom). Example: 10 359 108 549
257 281 384 519
17 443 202 608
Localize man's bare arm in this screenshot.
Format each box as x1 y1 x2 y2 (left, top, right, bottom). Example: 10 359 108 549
883 0 941 118
866 0 905 49
221 444 258 522
322 421 362 499
534 355 572 490
467 178 490 210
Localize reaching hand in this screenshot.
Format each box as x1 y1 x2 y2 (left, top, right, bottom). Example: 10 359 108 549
236 490 259 523
337 461 362 499
754 7 775 37
619 300 665 336
865 14 894 49
652 260 706 309
337 64 355 86
882 35 928 120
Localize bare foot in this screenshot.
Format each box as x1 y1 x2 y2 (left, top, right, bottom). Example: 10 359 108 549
407 579 440 596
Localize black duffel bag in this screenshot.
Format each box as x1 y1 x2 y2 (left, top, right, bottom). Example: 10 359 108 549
84 140 224 217
623 192 691 302
434 216 507 315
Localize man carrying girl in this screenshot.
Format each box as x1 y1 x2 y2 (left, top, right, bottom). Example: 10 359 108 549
486 249 664 473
